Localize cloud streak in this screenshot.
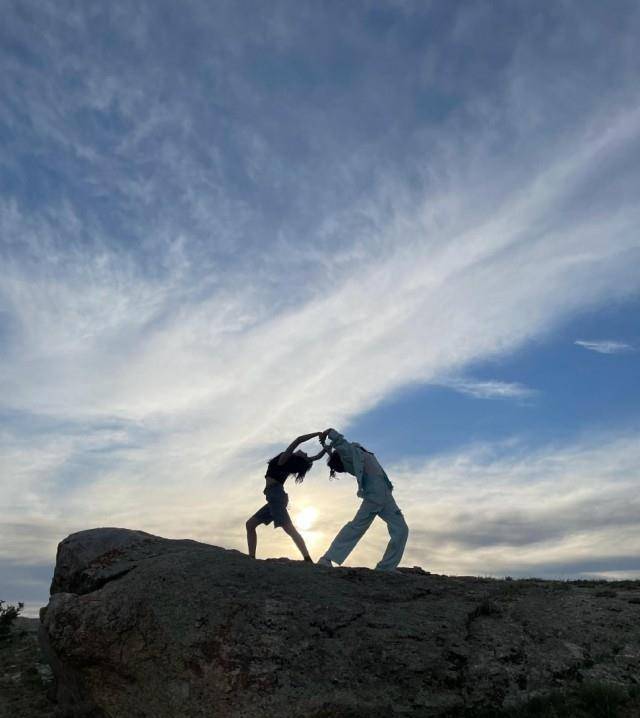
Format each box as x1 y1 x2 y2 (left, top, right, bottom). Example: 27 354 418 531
575 340 634 354
435 378 537 400
395 431 640 579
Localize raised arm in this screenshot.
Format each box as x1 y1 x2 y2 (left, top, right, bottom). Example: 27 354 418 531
277 431 322 465
308 446 328 462
320 428 343 446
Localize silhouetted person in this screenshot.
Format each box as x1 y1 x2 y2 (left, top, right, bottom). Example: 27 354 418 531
317 428 408 571
246 432 326 561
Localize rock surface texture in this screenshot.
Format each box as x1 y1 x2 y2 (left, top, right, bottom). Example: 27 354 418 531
40 528 640 717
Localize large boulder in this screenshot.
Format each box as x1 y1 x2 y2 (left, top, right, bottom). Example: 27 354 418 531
40 528 640 717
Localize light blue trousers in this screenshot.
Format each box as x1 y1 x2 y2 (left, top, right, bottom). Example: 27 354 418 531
324 485 408 571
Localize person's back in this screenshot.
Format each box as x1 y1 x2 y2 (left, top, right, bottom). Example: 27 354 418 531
361 449 383 477
265 454 291 484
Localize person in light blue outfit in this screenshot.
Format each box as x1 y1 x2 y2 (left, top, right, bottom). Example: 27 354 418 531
317 428 408 571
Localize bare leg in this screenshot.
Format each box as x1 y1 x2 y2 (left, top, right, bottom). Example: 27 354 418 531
246 516 260 558
282 522 312 561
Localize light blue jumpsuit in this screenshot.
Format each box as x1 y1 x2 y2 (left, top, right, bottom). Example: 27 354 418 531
322 430 409 571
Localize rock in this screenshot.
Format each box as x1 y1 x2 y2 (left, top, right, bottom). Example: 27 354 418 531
40 528 640 717
49 527 202 595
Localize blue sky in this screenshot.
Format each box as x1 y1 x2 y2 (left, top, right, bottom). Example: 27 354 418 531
1 1 639 614
352 296 640 457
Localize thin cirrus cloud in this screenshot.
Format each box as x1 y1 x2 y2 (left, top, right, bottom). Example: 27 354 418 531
574 340 634 354
435 378 537 401
2 96 639 587
1 2 640 611
393 431 640 579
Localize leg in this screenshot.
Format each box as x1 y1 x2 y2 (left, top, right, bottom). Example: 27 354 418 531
323 500 378 565
375 495 408 571
246 503 272 558
282 521 311 561
245 515 262 558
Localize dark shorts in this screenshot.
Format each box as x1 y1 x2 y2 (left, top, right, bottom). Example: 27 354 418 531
251 484 291 529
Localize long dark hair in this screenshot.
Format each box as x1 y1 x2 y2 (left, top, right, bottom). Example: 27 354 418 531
327 451 345 479
272 453 313 484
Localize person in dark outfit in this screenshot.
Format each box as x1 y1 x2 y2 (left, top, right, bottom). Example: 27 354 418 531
246 431 326 561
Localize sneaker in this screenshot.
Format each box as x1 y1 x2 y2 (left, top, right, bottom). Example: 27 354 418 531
317 556 333 568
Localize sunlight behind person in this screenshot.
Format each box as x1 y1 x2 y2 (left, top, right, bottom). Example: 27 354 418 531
296 507 318 532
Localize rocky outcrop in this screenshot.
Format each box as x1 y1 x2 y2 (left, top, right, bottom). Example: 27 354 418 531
40 528 640 717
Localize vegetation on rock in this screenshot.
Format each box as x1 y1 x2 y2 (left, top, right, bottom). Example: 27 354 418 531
0 600 23 641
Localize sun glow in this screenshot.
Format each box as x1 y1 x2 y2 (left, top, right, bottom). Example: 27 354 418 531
296 506 318 532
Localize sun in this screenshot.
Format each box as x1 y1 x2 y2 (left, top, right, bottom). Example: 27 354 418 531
296 506 318 532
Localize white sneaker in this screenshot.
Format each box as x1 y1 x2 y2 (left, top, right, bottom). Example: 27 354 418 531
317 556 333 568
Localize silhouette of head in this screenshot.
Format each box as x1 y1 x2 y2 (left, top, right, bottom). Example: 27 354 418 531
327 451 345 479
273 452 313 484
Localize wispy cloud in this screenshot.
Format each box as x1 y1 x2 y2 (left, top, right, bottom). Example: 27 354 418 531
394 432 640 579
575 340 634 354
435 378 537 400
1 2 640 608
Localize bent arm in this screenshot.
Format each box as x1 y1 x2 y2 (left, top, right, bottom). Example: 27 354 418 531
277 431 322 465
308 447 328 462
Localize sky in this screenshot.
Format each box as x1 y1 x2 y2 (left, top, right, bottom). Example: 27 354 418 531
1 0 639 616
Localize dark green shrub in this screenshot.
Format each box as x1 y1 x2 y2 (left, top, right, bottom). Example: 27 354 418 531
0 599 24 640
